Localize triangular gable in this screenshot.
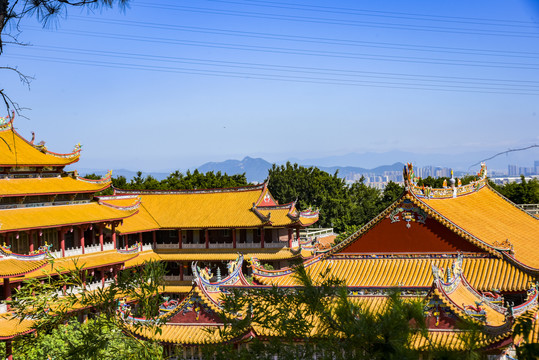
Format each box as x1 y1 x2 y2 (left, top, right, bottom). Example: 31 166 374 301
333 196 488 256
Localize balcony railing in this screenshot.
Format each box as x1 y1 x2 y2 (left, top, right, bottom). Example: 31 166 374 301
182 243 205 249
264 242 286 249
49 242 115 258
210 243 233 249
0 303 7 314
155 243 179 249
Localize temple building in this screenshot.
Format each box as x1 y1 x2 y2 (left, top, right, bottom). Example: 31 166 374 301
0 113 319 358
133 162 539 358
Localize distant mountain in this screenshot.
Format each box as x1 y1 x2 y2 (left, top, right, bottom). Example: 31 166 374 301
318 162 405 178
194 158 407 183
196 157 272 183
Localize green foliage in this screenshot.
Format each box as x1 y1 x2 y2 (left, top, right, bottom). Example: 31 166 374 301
12 317 162 360
333 224 361 245
268 163 404 232
490 176 539 204
87 169 249 196
205 265 428 360
8 260 166 359
513 312 539 360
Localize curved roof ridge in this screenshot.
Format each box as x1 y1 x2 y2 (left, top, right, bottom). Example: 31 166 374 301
114 182 266 196
403 162 488 200
75 170 112 185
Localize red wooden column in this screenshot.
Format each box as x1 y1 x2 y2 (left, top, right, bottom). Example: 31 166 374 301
111 223 117 249
205 229 209 249
232 229 236 249
37 231 42 248
3 278 11 308
288 228 292 248
29 231 35 253
6 339 12 360
59 229 66 257
152 231 157 249
296 227 300 242
82 270 87 287
99 224 104 251
139 232 143 251
180 263 184 281
101 269 105 287
125 235 129 251
80 226 86 254
113 267 118 281
260 228 264 249
178 229 182 249
4 233 9 247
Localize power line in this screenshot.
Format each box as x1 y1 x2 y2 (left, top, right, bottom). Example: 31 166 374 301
202 0 539 27
25 27 539 71
22 44 539 89
69 17 539 60
470 145 539 168
131 3 539 39
5 53 539 95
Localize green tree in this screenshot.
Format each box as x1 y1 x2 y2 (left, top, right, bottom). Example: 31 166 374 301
205 265 428 360
491 176 539 204
8 259 166 359
268 162 352 232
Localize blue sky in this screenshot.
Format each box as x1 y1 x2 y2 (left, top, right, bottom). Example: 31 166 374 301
2 0 539 172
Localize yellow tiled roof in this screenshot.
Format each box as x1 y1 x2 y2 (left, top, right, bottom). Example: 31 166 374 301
0 314 35 339
0 176 110 197
0 201 138 232
0 127 79 167
113 185 317 233
17 250 139 279
103 201 160 234
118 188 265 230
162 284 193 294
124 248 298 268
410 330 504 351
0 258 47 278
255 257 532 291
124 250 161 268
434 283 506 327
154 248 299 261
415 186 539 270
136 324 223 344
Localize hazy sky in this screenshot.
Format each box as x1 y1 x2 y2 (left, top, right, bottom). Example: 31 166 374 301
2 0 539 172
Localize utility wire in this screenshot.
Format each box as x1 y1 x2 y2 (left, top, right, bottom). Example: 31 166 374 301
201 0 539 27
24 27 539 71
470 145 539 168
131 4 539 39
19 44 539 89
69 17 539 60
5 53 539 95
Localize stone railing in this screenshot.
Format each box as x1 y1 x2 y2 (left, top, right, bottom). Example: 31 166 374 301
518 204 539 215
142 243 153 251
300 228 334 239
0 303 7 314
209 243 233 249
182 243 206 249
49 242 115 258
236 242 258 249
155 243 179 249
264 242 286 249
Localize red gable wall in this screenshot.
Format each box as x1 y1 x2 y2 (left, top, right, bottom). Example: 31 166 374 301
338 216 485 254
